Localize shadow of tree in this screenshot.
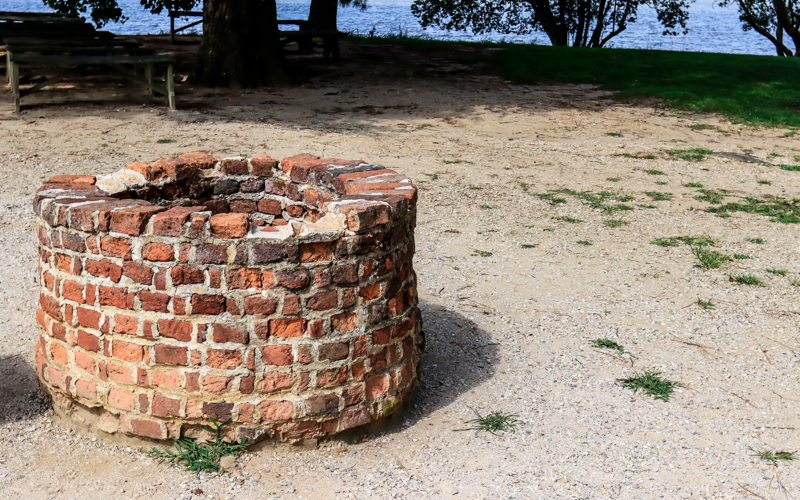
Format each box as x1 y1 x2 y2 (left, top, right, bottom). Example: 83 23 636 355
0 355 50 424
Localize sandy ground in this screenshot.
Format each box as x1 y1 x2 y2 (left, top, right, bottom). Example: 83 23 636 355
0 39 799 499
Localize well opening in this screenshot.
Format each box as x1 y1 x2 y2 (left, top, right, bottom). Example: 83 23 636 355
34 152 421 443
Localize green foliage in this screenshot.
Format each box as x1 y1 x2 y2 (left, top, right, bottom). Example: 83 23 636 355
645 191 673 201
746 237 765 244
607 177 621 182
757 179 773 185
472 250 493 257
666 148 713 161
778 164 800 171
733 253 750 260
591 338 627 352
696 298 716 309
521 243 537 248
577 240 593 246
606 132 623 137
651 237 681 247
44 0 197 27
694 189 724 204
683 181 704 188
730 274 764 285
678 234 717 246
604 219 627 227
750 448 798 465
619 371 682 401
496 43 800 128
643 169 666 175
718 0 800 58
766 268 788 276
709 195 800 224
145 418 247 474
690 123 718 131
156 138 174 144
691 246 730 269
454 407 520 436
554 216 583 223
480 204 496 209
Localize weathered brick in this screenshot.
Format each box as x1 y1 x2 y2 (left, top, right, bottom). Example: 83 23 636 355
366 374 390 399
202 375 233 394
307 319 326 339
319 341 349 361
152 395 181 417
100 236 132 259
110 206 166 236
274 268 310 290
260 345 293 365
213 323 249 344
261 372 294 393
142 242 174 262
318 367 347 387
306 393 340 416
122 262 154 285
99 286 128 309
207 349 243 369
62 280 85 304
191 294 226 315
108 387 135 410
343 383 365 406
343 408 371 429
155 157 198 181
171 265 204 285
75 351 96 373
332 312 358 332
210 213 249 239
114 314 138 335
138 291 170 312
269 318 306 338
113 339 143 362
85 259 122 282
257 198 282 215
250 156 279 175
259 401 293 422
225 268 261 289
129 418 167 440
154 345 188 366
127 162 166 182
340 201 390 232
221 158 249 175
306 290 338 311
157 319 192 342
50 341 68 364
178 151 217 169
196 244 227 264
76 307 101 330
331 264 358 284
202 402 234 421
243 295 277 315
151 370 181 389
229 199 257 214
61 232 86 252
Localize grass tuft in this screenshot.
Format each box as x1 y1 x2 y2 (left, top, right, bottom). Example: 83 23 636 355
696 298 716 310
778 164 800 172
730 274 763 285
683 181 704 188
645 191 673 201
750 448 798 465
454 407 520 436
145 418 247 473
554 216 583 223
606 132 623 137
691 246 730 269
607 177 620 182
746 237 765 244
604 219 628 227
694 189 724 204
619 371 682 401
766 268 788 276
733 254 750 260
591 338 627 353
643 169 666 176
156 139 173 144
472 250 493 257
666 148 713 161
577 240 593 246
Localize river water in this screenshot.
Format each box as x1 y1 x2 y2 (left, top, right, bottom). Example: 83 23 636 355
5 0 781 56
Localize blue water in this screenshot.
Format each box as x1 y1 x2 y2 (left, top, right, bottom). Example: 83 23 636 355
4 0 781 56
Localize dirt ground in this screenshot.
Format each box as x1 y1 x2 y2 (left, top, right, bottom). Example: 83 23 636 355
0 38 799 499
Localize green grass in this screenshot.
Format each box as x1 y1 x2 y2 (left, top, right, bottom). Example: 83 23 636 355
681 234 719 247
696 298 716 310
606 132 623 137
619 371 682 401
733 254 750 260
454 407 520 436
577 240 593 246
537 188 634 213
554 216 583 223
750 448 798 465
645 191 673 201
694 189 724 204
709 195 800 224
472 250 493 257
145 418 247 473
591 338 627 353
666 148 713 161
534 193 568 205
730 274 764 285
690 123 718 131
543 227 554 232
607 177 620 182
778 164 800 171
496 44 800 128
604 219 627 227
766 268 788 276
757 179 773 185
521 243 537 248
618 152 657 159
746 237 765 244
792 278 800 287
651 237 681 247
655 181 669 185
156 138 173 144
443 159 473 164
692 246 730 269
480 204 495 209
683 182 704 188
643 169 666 176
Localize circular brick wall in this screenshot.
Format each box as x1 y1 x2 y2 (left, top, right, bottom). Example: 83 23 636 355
33 152 421 443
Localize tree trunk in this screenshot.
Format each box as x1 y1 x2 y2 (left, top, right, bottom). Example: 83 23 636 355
308 0 338 30
194 0 289 87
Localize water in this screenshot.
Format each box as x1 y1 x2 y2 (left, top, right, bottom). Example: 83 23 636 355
5 0 780 55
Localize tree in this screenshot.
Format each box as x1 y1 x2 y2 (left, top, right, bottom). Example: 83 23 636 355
43 0 289 86
308 0 368 30
410 0 693 47
718 0 799 56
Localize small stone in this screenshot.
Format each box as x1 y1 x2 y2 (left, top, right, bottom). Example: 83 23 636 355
219 455 236 471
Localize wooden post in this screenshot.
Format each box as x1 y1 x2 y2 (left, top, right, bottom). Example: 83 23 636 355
166 64 176 110
145 63 153 96
10 60 20 113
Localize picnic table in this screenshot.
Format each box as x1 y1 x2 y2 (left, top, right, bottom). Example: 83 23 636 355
2 12 175 112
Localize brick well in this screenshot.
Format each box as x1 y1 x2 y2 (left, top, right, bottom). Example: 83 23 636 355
34 152 421 443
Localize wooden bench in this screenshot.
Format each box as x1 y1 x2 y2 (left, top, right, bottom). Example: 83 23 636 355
168 10 203 44
277 20 342 60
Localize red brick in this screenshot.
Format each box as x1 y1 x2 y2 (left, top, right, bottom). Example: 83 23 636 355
129 418 166 440
138 291 170 312
343 384 365 406
297 344 313 364
50 341 68 364
306 290 338 310
260 345 293 365
299 242 332 262
75 351 96 373
108 387 135 410
308 319 326 339
261 372 294 393
202 375 233 394
185 372 200 392
319 341 349 361
238 402 255 422
113 339 143 362
152 395 181 417
114 314 138 335
366 375 390 399
99 286 128 309
213 323 249 344
189 213 209 238
221 158 249 174
340 201 390 231
127 162 166 182
306 394 339 416
76 308 101 330
177 151 217 169
100 236 132 259
51 322 67 342
151 370 181 389
226 268 262 289
196 244 227 264
331 264 358 284
154 345 188 366
47 174 96 185
155 157 198 181
281 294 299 315
40 294 63 321
260 400 294 422
343 408 371 429
243 295 277 315
171 266 204 285
122 262 154 285
202 402 234 420
173 296 187 315
318 367 347 387
207 349 242 369
285 205 304 218
250 156 279 175
315 268 332 288
275 268 310 290
210 213 249 239
107 362 134 384
157 319 192 342
62 280 84 304
269 318 306 338
75 379 99 401
332 312 358 332
228 199 256 214
110 206 166 236
76 330 100 352
85 259 122 282
191 294 226 315
142 242 174 262
61 232 85 252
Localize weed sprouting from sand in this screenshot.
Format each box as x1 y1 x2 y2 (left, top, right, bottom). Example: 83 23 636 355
730 274 763 285
709 195 800 224
591 338 627 353
757 179 772 185
678 234 718 246
683 182 704 188
695 189 724 204
472 250 493 257
607 177 620 182
666 148 713 161
766 268 788 276
480 204 495 209
554 216 583 223
655 181 669 185
696 298 716 310
443 159 473 164
577 240 593 246
645 191 673 201
534 193 568 205
692 246 730 269
619 371 682 401
454 407 520 436
779 164 800 172
690 123 717 131
643 169 666 176
750 448 798 465
605 219 627 227
792 278 800 287
651 237 681 247
733 254 750 260
521 243 537 248
746 238 765 244
606 132 623 137
145 418 246 474
156 139 173 144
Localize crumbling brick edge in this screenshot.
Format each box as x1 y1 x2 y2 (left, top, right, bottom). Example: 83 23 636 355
34 152 422 444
